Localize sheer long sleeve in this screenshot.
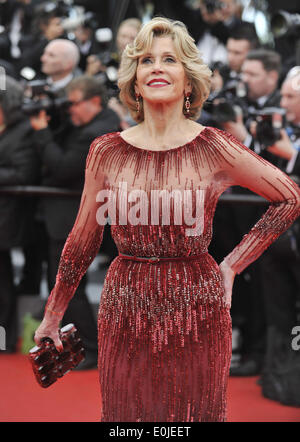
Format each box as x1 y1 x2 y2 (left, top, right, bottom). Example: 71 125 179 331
45 136 109 319
214 129 300 275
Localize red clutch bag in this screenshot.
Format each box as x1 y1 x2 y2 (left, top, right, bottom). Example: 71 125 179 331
28 324 85 388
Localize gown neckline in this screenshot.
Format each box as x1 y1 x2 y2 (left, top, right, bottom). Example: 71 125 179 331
117 126 209 153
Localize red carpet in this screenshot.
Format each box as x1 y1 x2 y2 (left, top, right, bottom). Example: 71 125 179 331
1 353 299 422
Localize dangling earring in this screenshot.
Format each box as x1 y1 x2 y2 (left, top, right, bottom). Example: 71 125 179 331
135 93 140 113
185 93 191 115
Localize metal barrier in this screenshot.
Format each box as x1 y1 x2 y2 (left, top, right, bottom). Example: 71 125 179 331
0 186 268 205
0 186 81 197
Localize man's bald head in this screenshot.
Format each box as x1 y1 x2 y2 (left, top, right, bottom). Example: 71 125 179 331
280 67 300 124
41 39 80 80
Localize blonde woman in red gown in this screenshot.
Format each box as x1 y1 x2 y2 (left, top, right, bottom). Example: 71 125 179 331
34 18 300 422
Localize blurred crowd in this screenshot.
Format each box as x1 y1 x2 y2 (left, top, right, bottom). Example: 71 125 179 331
1 0 300 404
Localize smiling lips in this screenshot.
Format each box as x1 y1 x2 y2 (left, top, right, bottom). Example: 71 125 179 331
147 78 170 87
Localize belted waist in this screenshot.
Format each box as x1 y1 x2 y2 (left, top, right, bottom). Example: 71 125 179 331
118 252 207 264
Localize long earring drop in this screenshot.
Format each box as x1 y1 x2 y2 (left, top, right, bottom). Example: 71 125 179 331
135 94 140 113
185 93 191 114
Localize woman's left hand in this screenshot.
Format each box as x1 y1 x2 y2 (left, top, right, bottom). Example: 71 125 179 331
219 260 235 308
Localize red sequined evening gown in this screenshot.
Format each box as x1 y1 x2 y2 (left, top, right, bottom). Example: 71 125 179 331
45 127 300 422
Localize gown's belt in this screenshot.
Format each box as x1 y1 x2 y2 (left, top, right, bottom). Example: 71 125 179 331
118 252 207 264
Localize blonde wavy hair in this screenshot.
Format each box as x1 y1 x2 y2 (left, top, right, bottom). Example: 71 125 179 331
118 17 212 122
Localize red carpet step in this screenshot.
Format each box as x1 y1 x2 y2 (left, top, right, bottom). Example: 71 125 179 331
0 353 299 422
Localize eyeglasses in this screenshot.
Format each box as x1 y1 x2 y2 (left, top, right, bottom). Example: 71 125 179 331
68 98 87 107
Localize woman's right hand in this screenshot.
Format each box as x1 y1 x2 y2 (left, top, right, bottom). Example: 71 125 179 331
34 316 63 352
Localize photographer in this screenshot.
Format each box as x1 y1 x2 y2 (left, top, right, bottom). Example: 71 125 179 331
196 0 228 66
18 1 67 77
107 18 142 129
267 67 300 167
39 38 81 92
202 22 259 119
222 49 282 150
196 0 249 66
85 18 142 130
199 0 243 42
16 38 81 295
226 22 259 79
210 50 282 376
268 5 300 74
74 21 103 72
29 75 120 369
0 76 39 352
0 0 35 67
256 67 300 405
85 18 142 79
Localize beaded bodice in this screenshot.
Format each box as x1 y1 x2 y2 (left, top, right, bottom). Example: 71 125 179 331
45 127 300 317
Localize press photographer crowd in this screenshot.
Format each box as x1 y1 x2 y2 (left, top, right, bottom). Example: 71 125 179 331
1 0 300 408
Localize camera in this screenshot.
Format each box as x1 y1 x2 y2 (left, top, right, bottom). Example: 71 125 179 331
22 80 71 116
61 10 99 32
271 10 300 38
90 52 119 98
35 0 99 32
39 0 71 18
202 0 225 14
249 107 286 150
208 78 248 123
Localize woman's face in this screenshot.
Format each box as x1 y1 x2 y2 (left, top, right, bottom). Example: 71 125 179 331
135 36 191 107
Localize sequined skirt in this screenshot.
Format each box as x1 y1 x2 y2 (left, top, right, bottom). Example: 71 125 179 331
97 253 232 422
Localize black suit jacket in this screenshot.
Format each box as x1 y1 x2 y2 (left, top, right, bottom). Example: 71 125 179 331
34 107 120 240
291 154 300 176
0 0 33 33
229 89 283 238
0 117 39 248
